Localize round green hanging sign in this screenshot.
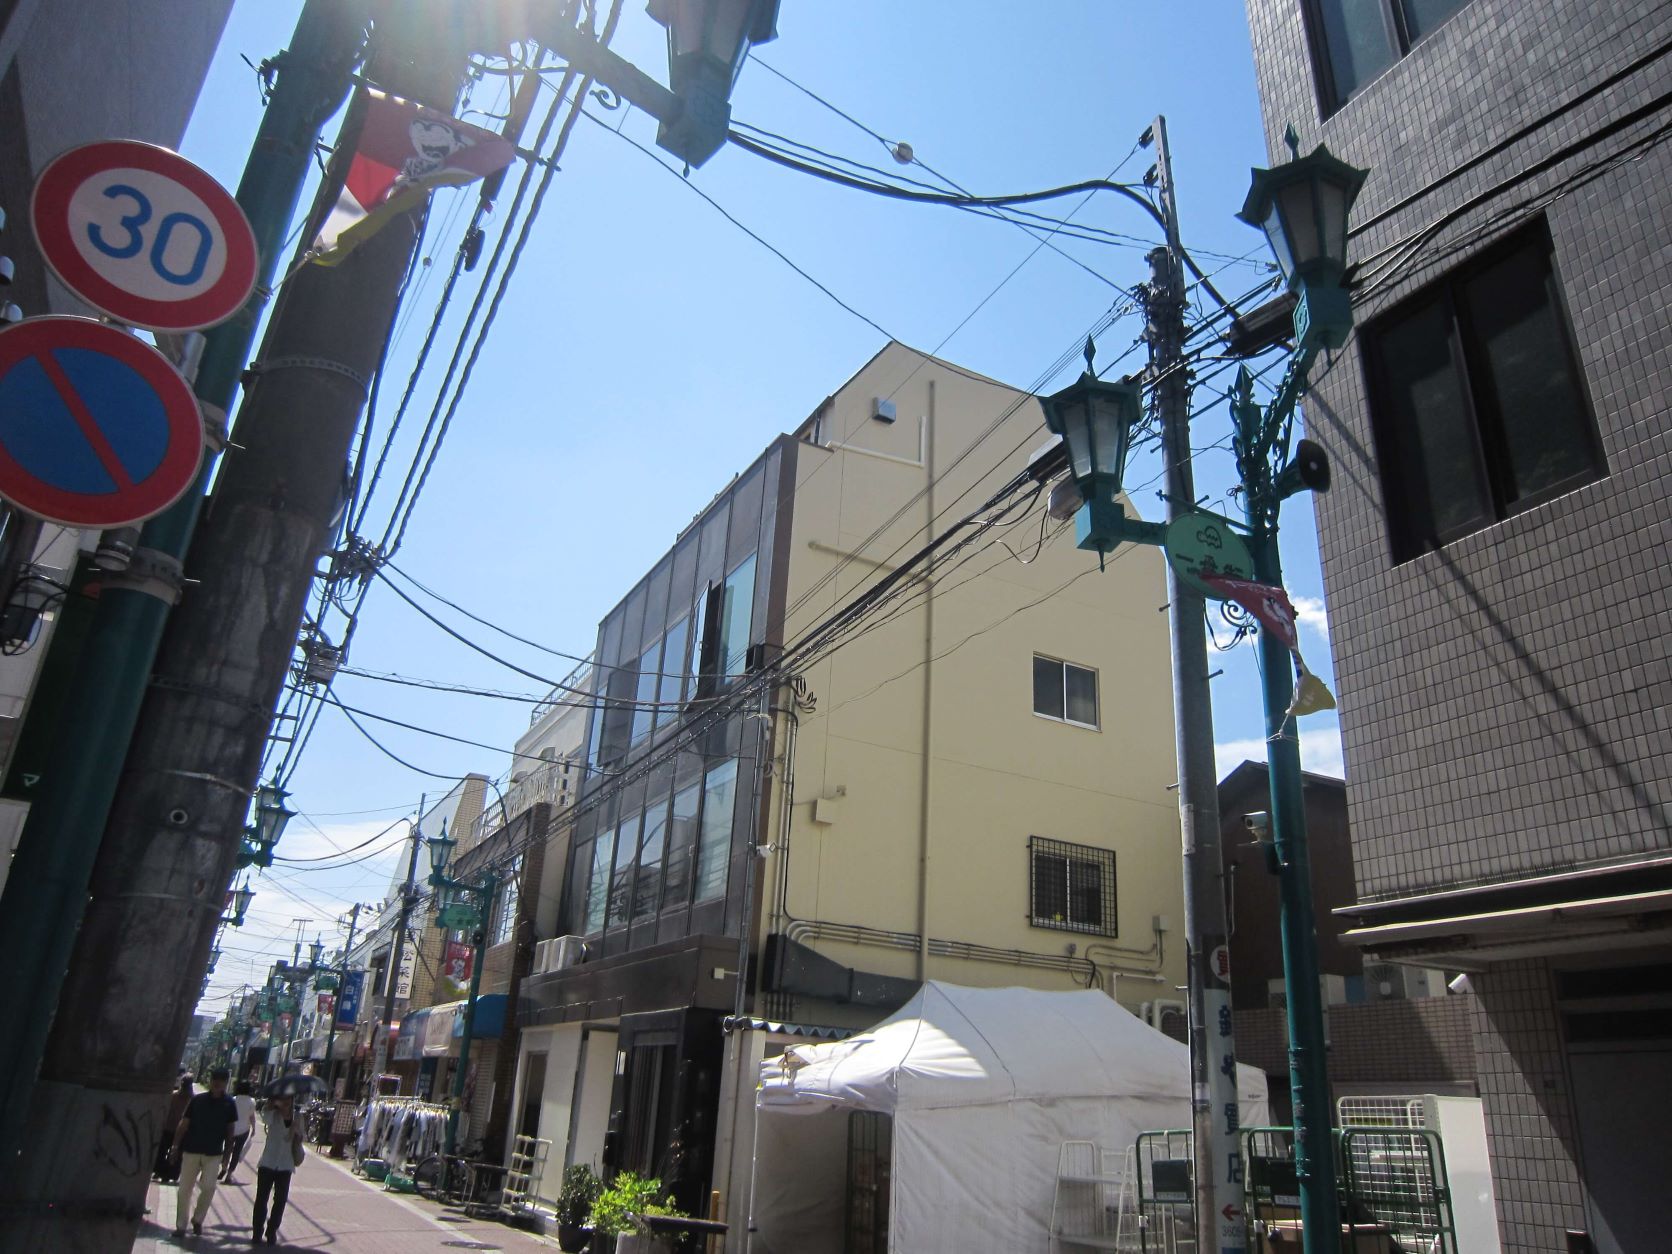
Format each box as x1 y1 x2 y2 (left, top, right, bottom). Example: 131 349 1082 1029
1164 511 1255 599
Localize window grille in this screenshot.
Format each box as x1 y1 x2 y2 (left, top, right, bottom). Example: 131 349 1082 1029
1029 836 1117 937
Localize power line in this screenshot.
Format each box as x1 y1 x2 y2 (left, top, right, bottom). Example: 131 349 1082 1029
579 106 900 342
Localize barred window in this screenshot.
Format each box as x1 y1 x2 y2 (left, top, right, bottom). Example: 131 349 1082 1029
1029 836 1117 936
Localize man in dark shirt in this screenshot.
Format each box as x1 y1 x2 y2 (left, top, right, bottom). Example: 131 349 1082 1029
170 1067 239 1238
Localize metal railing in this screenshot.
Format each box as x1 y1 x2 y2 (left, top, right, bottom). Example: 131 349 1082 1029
528 656 594 727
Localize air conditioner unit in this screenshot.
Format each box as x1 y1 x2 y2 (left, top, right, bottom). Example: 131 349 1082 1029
532 939 560 975
1145 998 1187 1041
1404 966 1446 999
1269 975 1351 1010
551 935 586 971
1320 973 1350 1006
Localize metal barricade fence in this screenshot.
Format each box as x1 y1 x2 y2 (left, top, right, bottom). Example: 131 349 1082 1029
1339 1126 1456 1254
1133 1129 1197 1254
1241 1127 1300 1240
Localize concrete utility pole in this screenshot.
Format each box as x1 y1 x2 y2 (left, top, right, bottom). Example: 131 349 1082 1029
1145 116 1246 1254
0 8 473 1247
372 812 426 1089
0 0 366 1170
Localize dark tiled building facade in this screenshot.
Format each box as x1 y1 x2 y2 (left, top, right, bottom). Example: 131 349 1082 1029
1242 2 1672 1251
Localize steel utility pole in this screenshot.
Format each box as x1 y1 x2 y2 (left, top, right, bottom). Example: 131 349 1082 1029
1145 116 1246 1254
323 902 365 1098
0 9 474 1247
373 811 426 1090
0 0 366 1172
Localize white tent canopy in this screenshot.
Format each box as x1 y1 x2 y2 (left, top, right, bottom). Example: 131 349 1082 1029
751 981 1268 1254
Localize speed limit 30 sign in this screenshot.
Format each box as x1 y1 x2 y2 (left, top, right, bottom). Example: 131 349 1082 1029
30 140 257 333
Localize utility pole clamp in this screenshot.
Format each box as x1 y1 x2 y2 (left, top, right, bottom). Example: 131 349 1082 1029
242 354 372 397
100 548 184 605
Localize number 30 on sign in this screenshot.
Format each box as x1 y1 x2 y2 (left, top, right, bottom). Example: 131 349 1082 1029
30 140 257 334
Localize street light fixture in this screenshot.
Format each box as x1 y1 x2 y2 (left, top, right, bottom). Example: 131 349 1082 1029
223 881 254 928
426 822 458 885
238 778 296 870
1226 131 1369 1254
254 778 295 846
647 0 780 166
1040 339 1152 555
1236 131 1368 351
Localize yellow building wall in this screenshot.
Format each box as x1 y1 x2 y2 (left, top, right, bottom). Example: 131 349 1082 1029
767 343 1185 1011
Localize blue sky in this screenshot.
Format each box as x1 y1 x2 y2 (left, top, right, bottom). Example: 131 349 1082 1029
187 1 1343 1009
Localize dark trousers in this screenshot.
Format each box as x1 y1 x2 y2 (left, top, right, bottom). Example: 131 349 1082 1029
222 1132 250 1177
253 1167 292 1237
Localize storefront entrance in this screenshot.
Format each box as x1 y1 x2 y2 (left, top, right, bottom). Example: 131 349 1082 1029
606 1009 724 1216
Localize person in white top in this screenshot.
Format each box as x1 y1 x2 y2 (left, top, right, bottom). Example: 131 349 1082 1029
251 1094 304 1245
219 1081 257 1183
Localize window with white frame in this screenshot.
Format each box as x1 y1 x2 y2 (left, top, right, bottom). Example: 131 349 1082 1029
1032 655 1099 728
1029 836 1117 937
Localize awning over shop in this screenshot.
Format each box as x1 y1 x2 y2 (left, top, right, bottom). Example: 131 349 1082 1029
722 1015 851 1041
393 996 508 1061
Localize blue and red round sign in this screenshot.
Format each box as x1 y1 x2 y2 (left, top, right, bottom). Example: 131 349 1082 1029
30 140 257 333
0 317 204 527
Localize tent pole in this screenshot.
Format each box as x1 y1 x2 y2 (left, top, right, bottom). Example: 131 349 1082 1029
744 1067 763 1254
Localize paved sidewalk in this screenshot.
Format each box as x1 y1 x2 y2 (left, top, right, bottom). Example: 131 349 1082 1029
135 1144 553 1253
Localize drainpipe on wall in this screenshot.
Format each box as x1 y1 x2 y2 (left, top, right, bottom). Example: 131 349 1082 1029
917 381 936 981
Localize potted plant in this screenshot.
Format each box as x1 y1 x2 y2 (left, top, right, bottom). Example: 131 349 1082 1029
557 1164 603 1253
588 1172 686 1253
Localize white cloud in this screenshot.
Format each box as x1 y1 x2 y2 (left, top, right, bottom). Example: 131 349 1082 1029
1292 595 1330 640
1214 721 1344 781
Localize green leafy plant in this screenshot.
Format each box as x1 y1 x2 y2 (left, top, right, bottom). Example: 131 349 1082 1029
587 1171 685 1235
557 1163 603 1228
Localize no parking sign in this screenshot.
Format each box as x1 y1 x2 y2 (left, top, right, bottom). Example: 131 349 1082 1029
30 140 257 333
0 317 204 527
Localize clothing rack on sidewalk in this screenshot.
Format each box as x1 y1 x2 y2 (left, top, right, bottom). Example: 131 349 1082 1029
357 1097 452 1164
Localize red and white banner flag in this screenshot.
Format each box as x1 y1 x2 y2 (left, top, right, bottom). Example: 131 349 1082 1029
1200 573 1336 718
1202 574 1300 651
312 88 515 264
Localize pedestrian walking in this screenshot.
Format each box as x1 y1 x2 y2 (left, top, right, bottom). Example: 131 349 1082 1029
154 1073 194 1183
252 1093 305 1246
169 1067 239 1239
220 1081 257 1184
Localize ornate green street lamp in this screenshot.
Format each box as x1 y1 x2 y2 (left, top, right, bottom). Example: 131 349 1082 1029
1237 131 1368 352
1040 340 1153 556
238 777 296 870
1227 131 1369 1254
222 881 254 928
426 823 458 886
648 0 780 166
421 822 498 1157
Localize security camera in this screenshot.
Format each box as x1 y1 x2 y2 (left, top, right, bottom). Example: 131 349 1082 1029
1242 811 1271 840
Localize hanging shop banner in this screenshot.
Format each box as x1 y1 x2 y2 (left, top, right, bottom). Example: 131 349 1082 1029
311 88 515 264
1199 573 1337 718
317 992 335 1019
395 948 416 1001
440 939 475 999
336 970 364 1028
